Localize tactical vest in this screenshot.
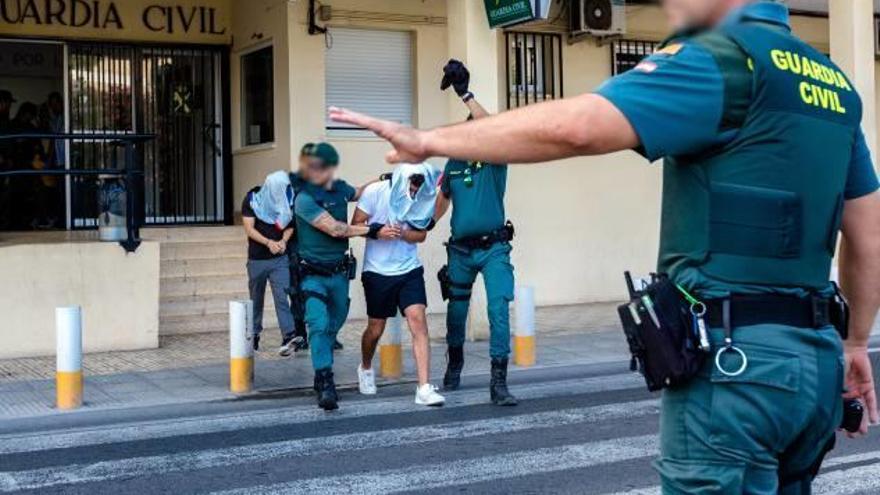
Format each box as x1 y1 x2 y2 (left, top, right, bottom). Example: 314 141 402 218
658 22 862 292
294 180 350 264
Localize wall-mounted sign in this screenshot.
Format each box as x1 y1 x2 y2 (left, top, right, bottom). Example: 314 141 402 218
0 0 231 45
484 0 533 28
484 0 551 29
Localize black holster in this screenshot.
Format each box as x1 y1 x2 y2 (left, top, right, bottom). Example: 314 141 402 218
438 265 452 301
830 281 850 340
617 272 706 392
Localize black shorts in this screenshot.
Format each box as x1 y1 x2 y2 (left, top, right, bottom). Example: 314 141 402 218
361 266 428 319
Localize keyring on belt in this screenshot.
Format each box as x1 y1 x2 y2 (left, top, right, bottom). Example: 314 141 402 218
714 299 748 377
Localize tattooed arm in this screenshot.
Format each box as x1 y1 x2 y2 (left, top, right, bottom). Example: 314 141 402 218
311 211 370 238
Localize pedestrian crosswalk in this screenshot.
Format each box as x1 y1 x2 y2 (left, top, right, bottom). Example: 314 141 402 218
1 370 880 494
214 435 660 495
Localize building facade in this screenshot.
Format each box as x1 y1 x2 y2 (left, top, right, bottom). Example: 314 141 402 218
0 0 877 358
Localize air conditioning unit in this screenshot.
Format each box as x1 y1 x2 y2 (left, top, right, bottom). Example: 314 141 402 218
571 0 626 37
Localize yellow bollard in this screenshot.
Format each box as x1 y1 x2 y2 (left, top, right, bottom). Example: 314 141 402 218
379 314 403 379
56 306 83 410
229 300 254 394
514 286 536 367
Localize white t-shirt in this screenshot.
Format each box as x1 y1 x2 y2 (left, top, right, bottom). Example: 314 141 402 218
357 182 422 276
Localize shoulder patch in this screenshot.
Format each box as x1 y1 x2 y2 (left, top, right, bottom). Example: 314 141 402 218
656 43 683 56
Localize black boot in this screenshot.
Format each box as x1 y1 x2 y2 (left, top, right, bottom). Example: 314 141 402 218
490 358 517 406
443 345 464 390
314 368 339 411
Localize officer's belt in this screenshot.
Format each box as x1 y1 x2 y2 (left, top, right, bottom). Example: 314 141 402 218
704 294 832 329
299 258 350 277
448 224 513 251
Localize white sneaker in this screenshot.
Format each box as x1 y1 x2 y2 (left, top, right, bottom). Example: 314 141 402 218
415 384 445 407
358 365 377 395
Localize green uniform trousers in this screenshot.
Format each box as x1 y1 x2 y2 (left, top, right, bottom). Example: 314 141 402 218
445 242 515 359
657 323 844 494
301 272 350 371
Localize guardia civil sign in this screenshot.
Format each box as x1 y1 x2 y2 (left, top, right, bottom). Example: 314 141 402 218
484 0 534 28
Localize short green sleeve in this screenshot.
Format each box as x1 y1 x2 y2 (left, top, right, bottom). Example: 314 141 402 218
294 192 326 224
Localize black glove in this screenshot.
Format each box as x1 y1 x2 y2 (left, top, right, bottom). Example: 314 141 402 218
366 223 384 240
441 59 470 98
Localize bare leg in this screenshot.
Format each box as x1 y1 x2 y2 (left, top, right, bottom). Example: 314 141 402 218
404 304 430 386
361 318 386 370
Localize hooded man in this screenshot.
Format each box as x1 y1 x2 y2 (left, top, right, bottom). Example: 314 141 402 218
353 163 446 407
242 171 301 355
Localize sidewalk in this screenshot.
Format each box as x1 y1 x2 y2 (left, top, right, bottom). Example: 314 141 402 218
0 303 626 419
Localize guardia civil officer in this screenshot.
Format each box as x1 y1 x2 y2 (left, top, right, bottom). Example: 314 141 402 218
431 60 518 406
293 142 380 411
330 0 880 490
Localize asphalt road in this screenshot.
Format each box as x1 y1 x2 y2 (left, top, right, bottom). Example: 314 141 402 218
2 359 880 494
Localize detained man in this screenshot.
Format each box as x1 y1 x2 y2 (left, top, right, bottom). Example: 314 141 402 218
353 164 445 406
241 171 300 355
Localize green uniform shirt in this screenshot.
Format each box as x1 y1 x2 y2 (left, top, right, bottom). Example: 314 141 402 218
294 180 356 264
440 159 508 240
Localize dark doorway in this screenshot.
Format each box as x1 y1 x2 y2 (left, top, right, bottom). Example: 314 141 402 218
0 40 66 231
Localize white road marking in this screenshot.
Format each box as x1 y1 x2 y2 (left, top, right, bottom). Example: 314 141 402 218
0 399 659 492
600 488 661 495
212 435 660 495
0 372 643 455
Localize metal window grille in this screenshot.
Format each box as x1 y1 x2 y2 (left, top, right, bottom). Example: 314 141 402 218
612 40 660 75
505 32 564 109
68 43 228 227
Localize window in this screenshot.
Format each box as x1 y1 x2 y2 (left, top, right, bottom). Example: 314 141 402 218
241 45 274 146
506 32 563 109
611 40 659 75
326 28 413 132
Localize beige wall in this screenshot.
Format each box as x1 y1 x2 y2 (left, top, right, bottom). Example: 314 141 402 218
0 241 160 359
230 0 295 215
229 2 880 316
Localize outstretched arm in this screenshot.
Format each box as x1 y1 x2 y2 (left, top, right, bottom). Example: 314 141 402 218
329 94 638 165
464 97 491 120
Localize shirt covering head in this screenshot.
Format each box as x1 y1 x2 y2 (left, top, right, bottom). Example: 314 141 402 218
388 162 442 229
249 170 294 230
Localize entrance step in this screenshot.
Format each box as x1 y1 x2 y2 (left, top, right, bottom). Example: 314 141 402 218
161 274 248 298
154 226 265 336
160 240 246 261
143 226 244 243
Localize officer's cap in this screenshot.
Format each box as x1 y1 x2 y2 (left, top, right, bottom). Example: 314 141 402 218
301 142 339 167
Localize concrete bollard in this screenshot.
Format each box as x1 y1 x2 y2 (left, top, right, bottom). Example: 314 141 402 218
229 300 254 394
56 306 83 410
514 286 536 367
379 313 403 379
